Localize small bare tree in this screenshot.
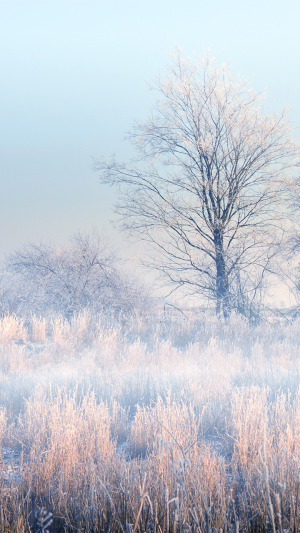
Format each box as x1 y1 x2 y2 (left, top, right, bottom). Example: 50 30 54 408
95 49 299 318
1 230 150 318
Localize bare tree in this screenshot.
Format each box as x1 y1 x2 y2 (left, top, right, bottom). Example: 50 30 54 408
95 49 299 318
1 230 151 318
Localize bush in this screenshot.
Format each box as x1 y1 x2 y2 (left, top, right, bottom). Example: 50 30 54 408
0 230 152 318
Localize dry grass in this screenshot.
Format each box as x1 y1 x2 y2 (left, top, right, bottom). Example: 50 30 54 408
0 315 27 344
1 311 300 531
31 316 46 343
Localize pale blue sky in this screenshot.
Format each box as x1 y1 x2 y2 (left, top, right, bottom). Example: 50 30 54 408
1 0 299 260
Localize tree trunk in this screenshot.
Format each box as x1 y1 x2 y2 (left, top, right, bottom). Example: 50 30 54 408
214 228 230 319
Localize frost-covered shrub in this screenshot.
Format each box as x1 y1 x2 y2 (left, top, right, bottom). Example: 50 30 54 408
0 230 152 318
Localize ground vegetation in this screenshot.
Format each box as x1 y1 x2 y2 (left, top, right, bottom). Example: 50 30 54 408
0 310 300 531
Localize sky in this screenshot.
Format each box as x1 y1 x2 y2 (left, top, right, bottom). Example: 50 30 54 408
0 0 300 304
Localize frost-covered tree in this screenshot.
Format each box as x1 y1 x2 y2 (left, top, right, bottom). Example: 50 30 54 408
95 49 299 318
1 231 151 318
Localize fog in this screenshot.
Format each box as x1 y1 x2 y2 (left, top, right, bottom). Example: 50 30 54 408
1 0 300 529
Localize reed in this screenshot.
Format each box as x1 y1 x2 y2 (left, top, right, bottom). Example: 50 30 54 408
0 311 300 531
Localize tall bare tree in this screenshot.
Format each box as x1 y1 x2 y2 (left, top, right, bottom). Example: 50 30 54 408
95 49 299 318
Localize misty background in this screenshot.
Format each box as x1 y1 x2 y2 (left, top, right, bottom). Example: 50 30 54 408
1 0 299 305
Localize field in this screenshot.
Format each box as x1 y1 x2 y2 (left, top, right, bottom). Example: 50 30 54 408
0 310 300 532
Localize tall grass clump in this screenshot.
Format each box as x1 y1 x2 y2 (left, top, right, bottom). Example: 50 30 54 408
1 310 300 531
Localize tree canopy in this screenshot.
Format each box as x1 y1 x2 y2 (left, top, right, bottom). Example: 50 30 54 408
96 49 299 318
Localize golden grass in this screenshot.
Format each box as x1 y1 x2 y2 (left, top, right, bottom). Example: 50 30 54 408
31 316 46 343
0 315 27 344
1 311 300 531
